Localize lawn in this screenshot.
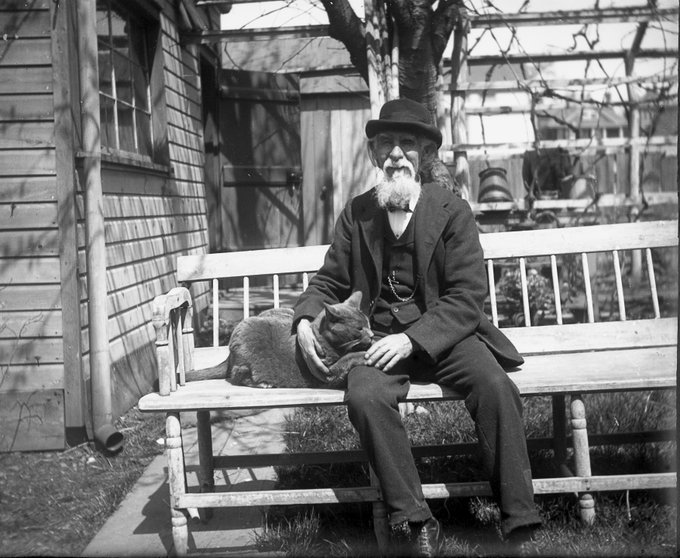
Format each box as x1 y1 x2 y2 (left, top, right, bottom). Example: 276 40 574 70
0 388 674 557
0 408 165 557
256 391 677 557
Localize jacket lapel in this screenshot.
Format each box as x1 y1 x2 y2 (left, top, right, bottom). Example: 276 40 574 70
357 195 384 289
414 184 450 281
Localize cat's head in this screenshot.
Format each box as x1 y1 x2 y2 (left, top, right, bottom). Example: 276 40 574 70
321 291 373 353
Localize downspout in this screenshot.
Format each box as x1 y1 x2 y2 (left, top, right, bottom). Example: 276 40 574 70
76 0 123 452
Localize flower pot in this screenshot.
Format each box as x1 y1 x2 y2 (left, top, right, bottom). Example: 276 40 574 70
478 167 513 203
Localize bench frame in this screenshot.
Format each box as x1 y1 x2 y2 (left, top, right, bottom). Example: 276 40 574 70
139 220 678 556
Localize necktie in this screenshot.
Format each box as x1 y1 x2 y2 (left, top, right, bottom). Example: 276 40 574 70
386 202 412 213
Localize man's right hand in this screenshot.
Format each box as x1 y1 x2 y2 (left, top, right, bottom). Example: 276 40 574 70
296 318 330 382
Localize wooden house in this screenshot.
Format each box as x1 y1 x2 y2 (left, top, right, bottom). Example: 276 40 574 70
2 1 676 452
0 0 223 451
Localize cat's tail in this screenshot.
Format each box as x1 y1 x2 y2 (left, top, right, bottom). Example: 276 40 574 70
184 357 228 381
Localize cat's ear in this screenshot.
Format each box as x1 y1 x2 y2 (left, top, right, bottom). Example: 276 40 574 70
347 291 363 308
324 302 340 321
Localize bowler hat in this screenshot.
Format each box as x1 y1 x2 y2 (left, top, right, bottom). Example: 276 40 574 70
366 98 442 147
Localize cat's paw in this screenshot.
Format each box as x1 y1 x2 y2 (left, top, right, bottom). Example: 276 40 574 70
230 364 254 386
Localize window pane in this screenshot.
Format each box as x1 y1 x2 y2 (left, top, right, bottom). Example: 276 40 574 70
100 95 116 149
109 7 128 53
98 47 113 96
129 22 148 69
112 51 132 105
132 61 149 112
118 103 135 152
97 0 155 161
96 3 110 45
136 111 153 157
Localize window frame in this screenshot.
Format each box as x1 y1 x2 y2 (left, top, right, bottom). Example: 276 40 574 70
96 0 169 170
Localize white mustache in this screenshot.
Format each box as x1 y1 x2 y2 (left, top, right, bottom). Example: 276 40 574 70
383 160 415 176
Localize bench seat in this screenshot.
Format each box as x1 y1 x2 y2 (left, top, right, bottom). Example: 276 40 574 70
140 220 678 556
140 344 676 412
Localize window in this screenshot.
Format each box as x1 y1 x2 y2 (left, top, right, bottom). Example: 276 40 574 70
97 0 155 161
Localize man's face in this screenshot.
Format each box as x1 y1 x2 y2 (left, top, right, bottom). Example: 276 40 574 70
370 130 423 178
370 129 427 210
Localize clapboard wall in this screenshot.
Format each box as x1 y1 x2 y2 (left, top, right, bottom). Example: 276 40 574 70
0 0 65 451
77 8 211 422
0 0 214 451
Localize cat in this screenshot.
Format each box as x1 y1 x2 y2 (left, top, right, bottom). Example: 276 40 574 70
185 291 374 389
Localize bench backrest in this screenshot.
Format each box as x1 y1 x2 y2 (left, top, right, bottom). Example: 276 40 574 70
178 220 678 355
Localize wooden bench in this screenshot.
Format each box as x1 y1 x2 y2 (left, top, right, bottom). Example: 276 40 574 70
138 219 678 556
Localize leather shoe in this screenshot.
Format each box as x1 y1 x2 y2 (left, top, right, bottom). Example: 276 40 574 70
389 517 443 557
413 517 443 557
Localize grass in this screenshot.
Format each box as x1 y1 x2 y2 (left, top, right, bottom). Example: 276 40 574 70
0 388 674 558
0 407 165 557
255 390 677 557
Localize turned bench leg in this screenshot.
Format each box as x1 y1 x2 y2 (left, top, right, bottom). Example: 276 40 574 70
166 412 190 555
570 394 596 524
369 464 390 555
196 410 215 522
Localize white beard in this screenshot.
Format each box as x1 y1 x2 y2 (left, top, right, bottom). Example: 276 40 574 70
374 160 421 210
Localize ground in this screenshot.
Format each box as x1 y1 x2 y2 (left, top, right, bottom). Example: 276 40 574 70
0 408 165 557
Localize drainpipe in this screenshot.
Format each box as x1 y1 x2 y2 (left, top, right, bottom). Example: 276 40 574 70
76 0 123 452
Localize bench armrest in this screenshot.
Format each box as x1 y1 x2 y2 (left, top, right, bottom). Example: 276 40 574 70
152 287 195 395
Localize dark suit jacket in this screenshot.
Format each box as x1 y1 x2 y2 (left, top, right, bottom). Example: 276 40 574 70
293 182 523 368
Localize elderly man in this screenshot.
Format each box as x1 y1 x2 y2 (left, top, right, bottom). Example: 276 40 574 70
293 98 541 556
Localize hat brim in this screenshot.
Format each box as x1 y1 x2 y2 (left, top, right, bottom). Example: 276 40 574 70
366 120 442 148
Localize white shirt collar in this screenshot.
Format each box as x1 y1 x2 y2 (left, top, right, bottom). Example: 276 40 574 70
387 191 419 239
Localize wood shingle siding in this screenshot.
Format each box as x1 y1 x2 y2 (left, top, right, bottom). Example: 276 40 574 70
79 9 210 418
1 0 218 450
0 0 64 450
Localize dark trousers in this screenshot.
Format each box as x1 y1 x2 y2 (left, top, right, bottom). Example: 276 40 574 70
344 334 541 537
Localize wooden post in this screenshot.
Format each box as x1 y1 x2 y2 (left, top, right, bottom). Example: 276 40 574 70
628 94 643 285
570 395 596 524
166 412 189 555
365 0 387 116
52 0 87 441
389 20 400 100
625 13 652 285
551 395 569 475
197 410 214 522
369 464 390 554
450 18 470 200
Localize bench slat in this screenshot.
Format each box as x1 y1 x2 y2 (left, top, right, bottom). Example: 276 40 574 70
138 346 676 412
189 318 676 367
177 220 678 282
178 244 329 281
504 317 677 355
175 473 676 509
480 220 677 259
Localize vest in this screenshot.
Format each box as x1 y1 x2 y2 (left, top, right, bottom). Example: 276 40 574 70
371 213 424 334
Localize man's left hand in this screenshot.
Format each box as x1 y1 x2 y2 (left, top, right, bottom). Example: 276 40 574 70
364 333 413 372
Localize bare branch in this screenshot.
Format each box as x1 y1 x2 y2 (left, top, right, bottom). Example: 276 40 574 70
319 0 368 82
432 0 464 65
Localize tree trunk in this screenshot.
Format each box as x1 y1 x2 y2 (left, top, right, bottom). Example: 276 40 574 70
322 0 465 194
390 0 439 117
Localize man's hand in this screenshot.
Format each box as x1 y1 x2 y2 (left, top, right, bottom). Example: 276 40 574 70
364 333 413 372
296 318 330 381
